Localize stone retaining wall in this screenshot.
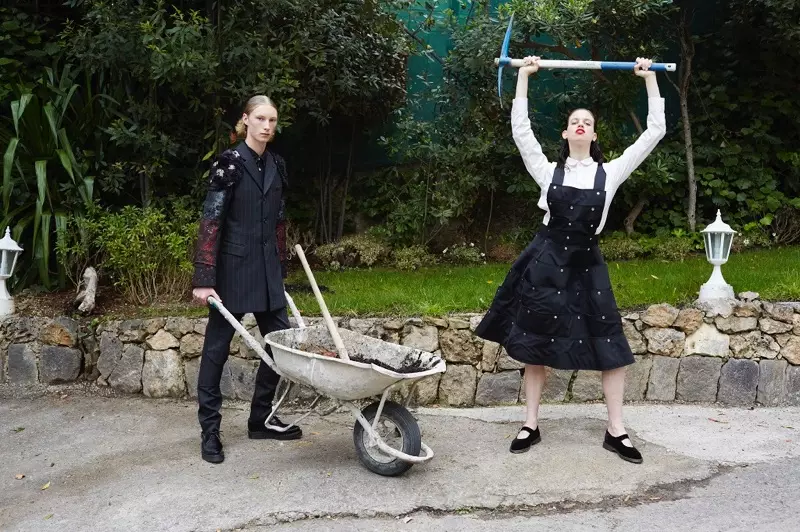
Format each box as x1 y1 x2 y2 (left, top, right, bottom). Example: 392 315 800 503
3 295 800 407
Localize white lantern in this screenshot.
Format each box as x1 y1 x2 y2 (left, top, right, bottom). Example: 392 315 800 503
0 226 24 315
698 210 735 302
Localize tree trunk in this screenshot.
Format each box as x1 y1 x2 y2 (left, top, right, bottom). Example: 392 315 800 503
74 266 98 315
624 197 647 235
337 123 356 241
680 6 697 231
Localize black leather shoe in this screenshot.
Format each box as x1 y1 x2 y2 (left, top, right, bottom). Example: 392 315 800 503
603 431 643 464
248 416 302 440
510 426 541 454
201 431 224 464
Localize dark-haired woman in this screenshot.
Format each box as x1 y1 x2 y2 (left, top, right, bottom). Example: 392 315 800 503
475 56 666 463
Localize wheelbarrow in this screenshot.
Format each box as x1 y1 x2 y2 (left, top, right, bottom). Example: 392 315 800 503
207 245 446 476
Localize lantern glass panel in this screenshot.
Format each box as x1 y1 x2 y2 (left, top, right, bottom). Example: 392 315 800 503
0 250 9 277
722 233 733 260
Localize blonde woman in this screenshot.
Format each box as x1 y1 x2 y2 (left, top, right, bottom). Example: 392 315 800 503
191 96 300 464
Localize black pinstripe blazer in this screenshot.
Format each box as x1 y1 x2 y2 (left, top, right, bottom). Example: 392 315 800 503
192 141 288 313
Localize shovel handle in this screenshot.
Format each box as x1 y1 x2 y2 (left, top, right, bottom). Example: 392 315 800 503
293 244 349 361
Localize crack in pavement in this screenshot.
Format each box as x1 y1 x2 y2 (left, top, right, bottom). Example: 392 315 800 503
223 463 735 530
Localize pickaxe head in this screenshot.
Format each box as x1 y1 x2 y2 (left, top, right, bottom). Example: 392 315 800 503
497 14 514 107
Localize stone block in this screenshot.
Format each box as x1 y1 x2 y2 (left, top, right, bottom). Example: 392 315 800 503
496 348 524 370
786 366 800 406
39 317 79 347
164 317 194 338
685 323 730 357
641 304 679 327
717 359 759 406
480 341 501 372
401 325 439 353
475 371 521 405
7 344 38 385
142 349 186 398
676 356 722 403
715 317 758 334
540 368 573 402
40 346 82 384
624 355 653 402
571 371 604 402
781 337 800 365
762 302 794 323
228 357 259 400
146 330 180 351
180 333 205 358
644 327 685 357
439 329 480 364
673 308 704 335
98 334 144 394
623 321 647 354
760 318 792 335
757 359 788 406
730 331 780 359
647 356 680 401
438 364 477 406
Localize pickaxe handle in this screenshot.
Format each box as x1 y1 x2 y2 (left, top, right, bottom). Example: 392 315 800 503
494 58 676 72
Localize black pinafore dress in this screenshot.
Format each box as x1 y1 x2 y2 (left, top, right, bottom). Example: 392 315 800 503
476 164 634 371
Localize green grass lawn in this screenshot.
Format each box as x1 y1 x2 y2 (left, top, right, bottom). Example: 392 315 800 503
285 246 800 317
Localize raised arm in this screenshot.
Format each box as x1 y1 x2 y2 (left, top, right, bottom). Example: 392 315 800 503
606 58 667 188
511 56 553 188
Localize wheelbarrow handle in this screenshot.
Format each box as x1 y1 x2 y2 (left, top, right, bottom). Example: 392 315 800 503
207 296 280 373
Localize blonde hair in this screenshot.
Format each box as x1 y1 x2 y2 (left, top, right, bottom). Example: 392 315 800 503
234 95 277 138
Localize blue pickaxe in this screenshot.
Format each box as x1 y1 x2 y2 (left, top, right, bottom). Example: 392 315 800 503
495 15 677 105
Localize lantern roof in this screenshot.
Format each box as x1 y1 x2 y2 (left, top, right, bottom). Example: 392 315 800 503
0 227 23 252
701 210 735 234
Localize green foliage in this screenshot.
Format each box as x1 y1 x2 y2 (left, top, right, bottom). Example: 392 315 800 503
90 198 198 304
440 242 485 265
392 245 437 271
0 7 61 104
1 63 107 289
601 230 703 262
600 234 646 261
314 233 391 270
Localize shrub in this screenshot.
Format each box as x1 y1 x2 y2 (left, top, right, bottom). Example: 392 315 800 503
392 245 437 271
440 242 484 265
648 237 697 262
314 234 390 270
487 242 522 263
92 198 198 304
600 235 645 261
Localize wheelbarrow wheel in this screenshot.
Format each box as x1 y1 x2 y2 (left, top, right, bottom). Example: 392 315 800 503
353 400 421 477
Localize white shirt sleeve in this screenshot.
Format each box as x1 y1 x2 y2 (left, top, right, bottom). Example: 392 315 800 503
605 97 667 190
511 98 554 189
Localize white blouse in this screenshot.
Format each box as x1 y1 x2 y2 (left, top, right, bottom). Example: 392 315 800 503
511 97 667 234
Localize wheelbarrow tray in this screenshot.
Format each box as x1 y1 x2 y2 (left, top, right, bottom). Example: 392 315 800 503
265 326 445 401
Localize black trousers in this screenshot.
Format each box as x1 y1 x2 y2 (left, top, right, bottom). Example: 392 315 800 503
197 306 289 433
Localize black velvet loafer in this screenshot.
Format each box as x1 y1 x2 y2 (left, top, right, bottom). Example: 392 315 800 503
510 426 541 454
603 431 643 464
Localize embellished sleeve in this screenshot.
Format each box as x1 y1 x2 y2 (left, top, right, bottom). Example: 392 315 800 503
274 154 289 279
191 150 244 287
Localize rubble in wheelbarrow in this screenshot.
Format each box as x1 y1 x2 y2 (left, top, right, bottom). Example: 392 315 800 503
282 327 442 375
298 341 430 374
